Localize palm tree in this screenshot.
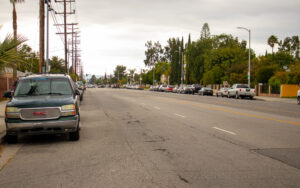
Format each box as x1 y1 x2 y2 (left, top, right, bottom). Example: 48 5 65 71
0 34 26 70
10 0 25 79
267 35 278 55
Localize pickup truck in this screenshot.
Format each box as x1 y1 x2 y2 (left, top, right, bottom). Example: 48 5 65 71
227 84 255 99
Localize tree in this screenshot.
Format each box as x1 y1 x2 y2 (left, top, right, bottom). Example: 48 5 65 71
89 75 96 84
113 65 127 80
10 0 25 79
144 41 164 67
201 23 211 40
128 69 136 83
49 56 65 73
0 34 26 70
291 36 300 59
267 35 278 55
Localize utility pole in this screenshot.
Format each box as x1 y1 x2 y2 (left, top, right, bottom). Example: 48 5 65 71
39 0 45 73
63 0 67 73
75 32 78 79
237 27 251 87
45 0 53 73
55 0 75 73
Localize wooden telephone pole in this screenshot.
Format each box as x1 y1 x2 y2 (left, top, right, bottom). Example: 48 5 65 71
55 0 75 73
39 0 45 73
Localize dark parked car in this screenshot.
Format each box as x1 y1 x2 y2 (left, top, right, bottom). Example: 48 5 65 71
3 74 81 143
192 84 202 94
198 87 213 96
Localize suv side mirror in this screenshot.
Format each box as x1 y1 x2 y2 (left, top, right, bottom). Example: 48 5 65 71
75 89 81 95
3 91 12 98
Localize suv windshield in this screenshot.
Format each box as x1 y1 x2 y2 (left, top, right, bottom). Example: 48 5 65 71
14 77 73 96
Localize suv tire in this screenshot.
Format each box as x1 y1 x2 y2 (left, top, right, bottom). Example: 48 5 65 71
69 119 80 141
6 135 18 144
69 129 79 141
297 97 300 105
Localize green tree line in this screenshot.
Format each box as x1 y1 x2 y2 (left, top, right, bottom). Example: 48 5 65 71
142 23 300 87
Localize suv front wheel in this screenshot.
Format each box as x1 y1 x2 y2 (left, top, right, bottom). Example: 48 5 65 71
6 135 18 144
69 118 80 141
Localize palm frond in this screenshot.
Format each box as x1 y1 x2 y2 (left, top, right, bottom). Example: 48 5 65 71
0 34 27 69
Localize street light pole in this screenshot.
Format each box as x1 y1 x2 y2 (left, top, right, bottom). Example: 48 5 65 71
237 27 251 87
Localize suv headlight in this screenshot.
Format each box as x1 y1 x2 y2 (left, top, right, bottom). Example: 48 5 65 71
61 104 76 116
5 107 20 119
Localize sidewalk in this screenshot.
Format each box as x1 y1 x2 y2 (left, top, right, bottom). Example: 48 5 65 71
255 96 297 104
0 100 7 143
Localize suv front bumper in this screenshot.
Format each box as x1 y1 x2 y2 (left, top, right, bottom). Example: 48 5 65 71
6 116 79 135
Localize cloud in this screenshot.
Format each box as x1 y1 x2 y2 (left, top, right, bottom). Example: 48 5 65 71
1 0 300 75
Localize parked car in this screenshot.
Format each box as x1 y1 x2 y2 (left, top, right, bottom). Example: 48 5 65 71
297 87 300 105
191 84 201 94
227 84 255 99
165 85 174 92
159 85 168 92
181 85 194 94
177 86 185 94
198 87 213 96
2 74 81 143
149 85 155 91
172 86 179 93
154 85 161 91
76 82 84 101
216 87 229 97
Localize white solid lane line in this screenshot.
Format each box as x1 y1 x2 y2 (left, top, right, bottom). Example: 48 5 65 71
212 127 237 135
175 113 185 118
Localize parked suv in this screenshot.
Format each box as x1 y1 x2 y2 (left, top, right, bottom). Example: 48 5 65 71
3 74 81 143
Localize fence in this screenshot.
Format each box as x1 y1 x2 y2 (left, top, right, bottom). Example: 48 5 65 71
0 77 13 100
281 84 299 97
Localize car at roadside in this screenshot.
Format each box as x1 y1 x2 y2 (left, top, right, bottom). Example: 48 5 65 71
76 81 84 101
165 85 174 92
182 85 194 94
2 74 81 143
216 87 229 97
172 86 179 93
227 84 255 99
191 84 201 94
159 85 168 92
198 87 213 96
154 85 161 92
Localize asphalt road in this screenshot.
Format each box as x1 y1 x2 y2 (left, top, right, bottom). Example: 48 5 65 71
0 88 300 187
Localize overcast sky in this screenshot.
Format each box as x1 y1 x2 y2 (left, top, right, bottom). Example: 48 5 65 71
0 0 299 75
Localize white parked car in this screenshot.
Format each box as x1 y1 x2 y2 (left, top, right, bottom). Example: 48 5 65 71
227 84 255 99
